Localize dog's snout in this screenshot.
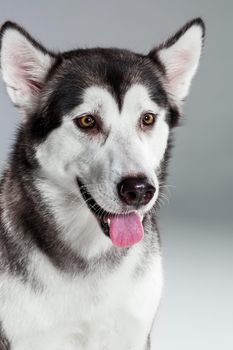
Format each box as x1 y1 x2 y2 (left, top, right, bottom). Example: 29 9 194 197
117 177 155 207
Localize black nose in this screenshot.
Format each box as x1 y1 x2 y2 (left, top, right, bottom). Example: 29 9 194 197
117 177 155 207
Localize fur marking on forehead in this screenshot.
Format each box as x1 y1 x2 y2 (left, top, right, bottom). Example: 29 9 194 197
71 84 161 120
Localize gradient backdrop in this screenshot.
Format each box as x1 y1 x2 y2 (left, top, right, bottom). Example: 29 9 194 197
0 1 232 349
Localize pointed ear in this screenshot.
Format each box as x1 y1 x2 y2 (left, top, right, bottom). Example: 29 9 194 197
149 18 205 107
0 22 56 115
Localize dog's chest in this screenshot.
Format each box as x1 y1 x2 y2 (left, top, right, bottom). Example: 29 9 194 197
40 264 135 328
2 248 162 348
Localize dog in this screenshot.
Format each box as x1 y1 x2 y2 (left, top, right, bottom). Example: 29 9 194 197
0 18 205 349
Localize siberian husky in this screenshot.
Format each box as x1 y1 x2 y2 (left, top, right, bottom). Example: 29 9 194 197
0 18 205 349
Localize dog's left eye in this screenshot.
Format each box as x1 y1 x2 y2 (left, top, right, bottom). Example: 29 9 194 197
75 114 97 130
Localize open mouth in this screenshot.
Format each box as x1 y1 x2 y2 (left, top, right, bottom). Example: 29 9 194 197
77 179 144 247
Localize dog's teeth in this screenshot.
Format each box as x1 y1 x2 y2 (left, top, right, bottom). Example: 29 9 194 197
107 218 111 226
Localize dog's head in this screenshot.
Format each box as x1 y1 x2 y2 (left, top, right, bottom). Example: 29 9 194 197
0 19 204 248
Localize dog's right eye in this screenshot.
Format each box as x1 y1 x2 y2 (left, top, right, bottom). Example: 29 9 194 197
141 113 157 127
74 114 97 130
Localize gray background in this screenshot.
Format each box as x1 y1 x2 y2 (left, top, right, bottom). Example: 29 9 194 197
0 0 232 349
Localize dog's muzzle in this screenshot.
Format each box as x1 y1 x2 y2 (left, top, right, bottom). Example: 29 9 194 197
77 179 145 248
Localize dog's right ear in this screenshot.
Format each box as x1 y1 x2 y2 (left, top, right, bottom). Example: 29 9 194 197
0 22 56 117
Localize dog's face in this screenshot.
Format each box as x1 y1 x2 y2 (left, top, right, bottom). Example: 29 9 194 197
35 55 169 217
0 20 204 247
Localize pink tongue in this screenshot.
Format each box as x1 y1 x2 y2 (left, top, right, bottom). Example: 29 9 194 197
109 212 144 247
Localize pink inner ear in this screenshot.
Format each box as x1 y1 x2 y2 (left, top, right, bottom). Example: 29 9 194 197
167 49 193 83
177 49 193 63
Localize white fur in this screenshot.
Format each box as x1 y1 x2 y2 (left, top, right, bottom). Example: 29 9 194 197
36 179 112 259
158 24 203 104
1 248 162 350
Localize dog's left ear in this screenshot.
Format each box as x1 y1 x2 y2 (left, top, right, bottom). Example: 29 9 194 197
149 18 205 107
0 21 56 117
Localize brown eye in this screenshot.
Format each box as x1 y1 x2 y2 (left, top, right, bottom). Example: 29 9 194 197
142 113 157 127
76 114 96 129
